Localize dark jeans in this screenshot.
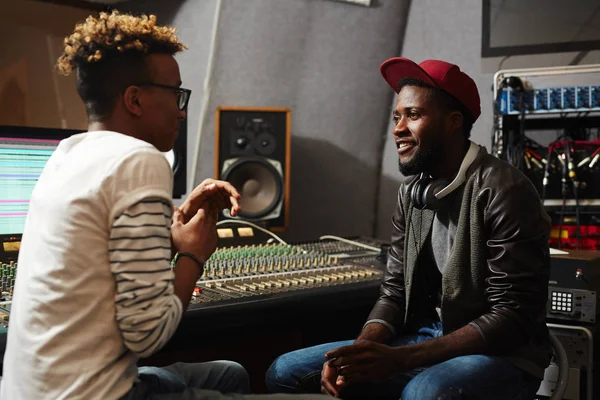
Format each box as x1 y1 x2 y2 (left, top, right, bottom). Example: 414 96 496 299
122 360 328 400
265 322 542 399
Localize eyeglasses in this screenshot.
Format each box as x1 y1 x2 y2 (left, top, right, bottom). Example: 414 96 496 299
134 82 192 111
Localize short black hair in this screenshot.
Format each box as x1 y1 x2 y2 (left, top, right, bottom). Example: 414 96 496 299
397 78 474 139
75 54 151 121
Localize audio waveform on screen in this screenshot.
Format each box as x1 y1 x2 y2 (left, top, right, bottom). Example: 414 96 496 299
0 138 59 235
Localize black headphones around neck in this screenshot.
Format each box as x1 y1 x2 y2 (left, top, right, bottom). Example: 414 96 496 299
409 141 479 210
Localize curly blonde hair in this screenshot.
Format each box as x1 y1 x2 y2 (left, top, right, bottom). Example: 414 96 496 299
57 10 186 75
57 10 186 121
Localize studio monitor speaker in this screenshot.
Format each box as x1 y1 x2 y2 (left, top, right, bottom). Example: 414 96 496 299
215 107 291 231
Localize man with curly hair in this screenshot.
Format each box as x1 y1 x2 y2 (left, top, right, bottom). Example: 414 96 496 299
0 10 326 400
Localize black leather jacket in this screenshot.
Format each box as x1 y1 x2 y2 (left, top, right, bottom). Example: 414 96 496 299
368 147 552 378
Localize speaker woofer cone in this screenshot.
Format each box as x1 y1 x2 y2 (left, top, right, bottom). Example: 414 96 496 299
221 158 283 219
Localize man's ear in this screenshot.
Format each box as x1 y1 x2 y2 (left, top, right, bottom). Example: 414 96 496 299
123 86 143 117
447 111 463 133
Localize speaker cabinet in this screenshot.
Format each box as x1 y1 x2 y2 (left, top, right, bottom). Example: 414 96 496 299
215 107 290 231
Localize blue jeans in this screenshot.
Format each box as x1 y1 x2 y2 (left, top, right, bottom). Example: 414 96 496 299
266 322 542 399
122 360 328 400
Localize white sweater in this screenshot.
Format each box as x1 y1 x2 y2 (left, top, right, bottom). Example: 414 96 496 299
1 131 183 400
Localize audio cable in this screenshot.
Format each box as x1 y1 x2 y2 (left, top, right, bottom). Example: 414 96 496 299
541 144 554 202
577 146 600 169
557 140 569 249
565 139 581 249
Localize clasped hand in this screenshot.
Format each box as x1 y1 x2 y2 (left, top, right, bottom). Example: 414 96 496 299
321 341 411 397
179 178 241 221
171 179 241 262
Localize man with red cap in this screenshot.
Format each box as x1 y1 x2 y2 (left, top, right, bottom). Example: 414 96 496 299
266 58 552 399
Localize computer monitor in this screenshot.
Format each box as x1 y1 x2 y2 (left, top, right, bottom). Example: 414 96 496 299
0 126 82 238
0 125 180 240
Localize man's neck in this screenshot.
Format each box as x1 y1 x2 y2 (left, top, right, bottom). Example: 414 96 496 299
88 119 142 142
429 139 470 180
87 120 110 133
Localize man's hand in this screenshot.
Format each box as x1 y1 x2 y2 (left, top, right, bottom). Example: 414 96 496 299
180 179 241 223
320 360 345 397
325 341 412 385
170 205 218 309
171 205 218 263
327 324 487 387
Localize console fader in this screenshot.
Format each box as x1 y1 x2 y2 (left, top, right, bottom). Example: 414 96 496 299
0 237 385 313
189 240 384 306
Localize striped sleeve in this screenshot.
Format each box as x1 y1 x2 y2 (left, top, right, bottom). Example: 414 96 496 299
109 197 183 359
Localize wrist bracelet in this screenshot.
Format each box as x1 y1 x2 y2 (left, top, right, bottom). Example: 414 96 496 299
175 252 204 270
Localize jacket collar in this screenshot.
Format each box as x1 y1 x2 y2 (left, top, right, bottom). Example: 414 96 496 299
403 144 487 309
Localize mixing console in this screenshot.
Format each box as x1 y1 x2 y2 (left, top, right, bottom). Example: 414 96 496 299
298 236 387 268
0 262 15 332
188 242 383 306
1 262 16 296
0 238 385 316
297 237 383 255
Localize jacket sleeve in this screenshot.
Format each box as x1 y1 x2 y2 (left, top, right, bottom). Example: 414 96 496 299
469 178 551 350
365 187 407 334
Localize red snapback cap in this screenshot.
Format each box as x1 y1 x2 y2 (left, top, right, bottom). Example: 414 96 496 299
380 57 481 121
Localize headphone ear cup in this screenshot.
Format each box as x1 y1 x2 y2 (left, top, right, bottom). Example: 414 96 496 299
410 177 430 210
422 179 451 210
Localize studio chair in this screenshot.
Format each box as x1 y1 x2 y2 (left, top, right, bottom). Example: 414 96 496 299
542 330 569 400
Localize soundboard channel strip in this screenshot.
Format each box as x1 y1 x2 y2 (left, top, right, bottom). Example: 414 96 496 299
188 242 384 306
0 238 386 317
